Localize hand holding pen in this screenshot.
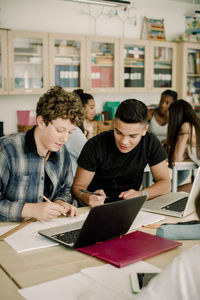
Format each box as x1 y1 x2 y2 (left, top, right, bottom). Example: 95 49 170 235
79 189 107 207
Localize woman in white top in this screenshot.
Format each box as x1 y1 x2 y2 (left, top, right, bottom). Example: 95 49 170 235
148 89 178 144
135 193 200 300
166 99 200 191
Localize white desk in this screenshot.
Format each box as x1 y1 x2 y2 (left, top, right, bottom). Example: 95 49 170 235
0 208 199 299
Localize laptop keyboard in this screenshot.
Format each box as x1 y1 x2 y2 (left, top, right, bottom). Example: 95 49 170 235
161 196 189 212
52 229 81 244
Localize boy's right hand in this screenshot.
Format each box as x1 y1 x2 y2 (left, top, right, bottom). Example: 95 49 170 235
87 189 106 207
21 202 67 221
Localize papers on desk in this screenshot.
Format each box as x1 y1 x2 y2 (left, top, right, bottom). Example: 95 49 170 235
5 212 89 253
130 211 165 230
4 210 164 253
18 261 161 300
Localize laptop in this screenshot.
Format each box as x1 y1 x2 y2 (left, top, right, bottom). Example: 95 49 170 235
38 196 146 249
142 167 200 218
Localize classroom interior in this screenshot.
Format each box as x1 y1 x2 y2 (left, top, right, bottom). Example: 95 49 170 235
1 0 200 299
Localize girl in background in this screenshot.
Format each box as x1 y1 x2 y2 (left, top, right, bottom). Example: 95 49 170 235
74 89 96 139
166 99 200 192
148 89 178 144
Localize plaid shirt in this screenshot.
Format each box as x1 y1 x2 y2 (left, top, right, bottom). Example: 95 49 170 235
0 127 73 221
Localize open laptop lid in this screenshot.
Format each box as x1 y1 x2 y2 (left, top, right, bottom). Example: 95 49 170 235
183 166 200 217
73 195 146 248
39 196 146 249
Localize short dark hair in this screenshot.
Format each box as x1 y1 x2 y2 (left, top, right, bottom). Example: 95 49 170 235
73 89 94 106
36 86 84 127
161 89 178 102
115 99 148 124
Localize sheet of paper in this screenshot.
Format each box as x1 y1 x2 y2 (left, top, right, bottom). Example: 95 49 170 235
5 212 88 253
81 261 161 300
130 211 165 230
18 272 125 300
0 224 17 235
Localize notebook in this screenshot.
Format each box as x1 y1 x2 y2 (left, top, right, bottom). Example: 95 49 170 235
142 166 200 218
77 230 182 268
38 196 146 249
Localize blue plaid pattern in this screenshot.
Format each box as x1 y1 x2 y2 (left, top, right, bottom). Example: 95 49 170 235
0 128 73 221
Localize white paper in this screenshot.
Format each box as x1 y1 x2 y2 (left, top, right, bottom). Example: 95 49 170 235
18 272 125 300
130 211 165 230
5 212 88 253
0 224 17 235
18 261 161 300
81 261 161 300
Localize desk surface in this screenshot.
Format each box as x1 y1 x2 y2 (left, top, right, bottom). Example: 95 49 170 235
0 208 199 299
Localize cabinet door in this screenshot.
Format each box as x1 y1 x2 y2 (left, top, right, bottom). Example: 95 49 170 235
0 30 8 94
86 36 119 93
8 31 48 95
49 33 86 91
149 41 177 92
119 39 149 93
177 42 200 103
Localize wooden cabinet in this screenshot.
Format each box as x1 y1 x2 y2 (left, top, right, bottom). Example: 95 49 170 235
148 41 177 92
119 39 149 93
0 30 8 94
176 42 200 103
49 33 86 91
119 39 176 93
7 30 49 95
86 36 119 93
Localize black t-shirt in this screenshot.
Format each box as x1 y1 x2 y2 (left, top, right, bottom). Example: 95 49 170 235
77 130 167 201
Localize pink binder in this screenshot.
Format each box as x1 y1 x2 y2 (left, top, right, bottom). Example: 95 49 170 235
77 230 182 268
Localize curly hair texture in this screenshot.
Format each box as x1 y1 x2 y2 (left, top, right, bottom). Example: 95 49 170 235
36 86 84 127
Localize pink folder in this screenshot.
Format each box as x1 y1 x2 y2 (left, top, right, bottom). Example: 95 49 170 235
77 230 182 268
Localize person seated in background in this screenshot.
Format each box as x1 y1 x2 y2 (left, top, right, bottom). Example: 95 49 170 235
148 89 178 145
72 98 171 207
166 99 200 192
135 193 200 300
66 126 87 177
0 86 84 222
73 89 96 139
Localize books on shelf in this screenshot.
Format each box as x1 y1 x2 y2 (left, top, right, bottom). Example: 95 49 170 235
55 65 79 88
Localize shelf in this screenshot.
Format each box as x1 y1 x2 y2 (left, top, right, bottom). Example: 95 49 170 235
187 73 200 77
14 52 41 56
154 66 172 69
124 65 144 68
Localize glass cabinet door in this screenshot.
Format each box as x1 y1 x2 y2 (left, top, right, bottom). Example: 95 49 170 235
87 36 119 93
149 41 176 92
49 34 85 91
8 31 48 94
119 39 148 92
0 30 8 94
186 47 200 102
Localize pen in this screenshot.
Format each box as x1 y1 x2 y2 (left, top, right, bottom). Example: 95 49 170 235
43 195 66 216
79 189 109 199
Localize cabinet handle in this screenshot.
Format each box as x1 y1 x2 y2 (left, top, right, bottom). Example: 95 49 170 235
4 78 7 92
10 78 14 91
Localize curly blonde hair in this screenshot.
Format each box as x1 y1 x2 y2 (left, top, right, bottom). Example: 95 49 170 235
36 86 84 127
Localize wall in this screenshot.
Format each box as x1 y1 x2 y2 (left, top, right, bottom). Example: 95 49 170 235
0 0 198 134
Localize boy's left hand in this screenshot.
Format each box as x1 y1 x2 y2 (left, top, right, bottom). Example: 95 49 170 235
54 199 79 217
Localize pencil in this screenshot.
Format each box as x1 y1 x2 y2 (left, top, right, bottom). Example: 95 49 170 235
43 195 66 216
142 223 161 229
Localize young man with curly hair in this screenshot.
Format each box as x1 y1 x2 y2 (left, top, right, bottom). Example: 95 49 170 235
0 86 84 221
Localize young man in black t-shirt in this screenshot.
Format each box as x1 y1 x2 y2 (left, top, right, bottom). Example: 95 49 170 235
72 99 171 207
